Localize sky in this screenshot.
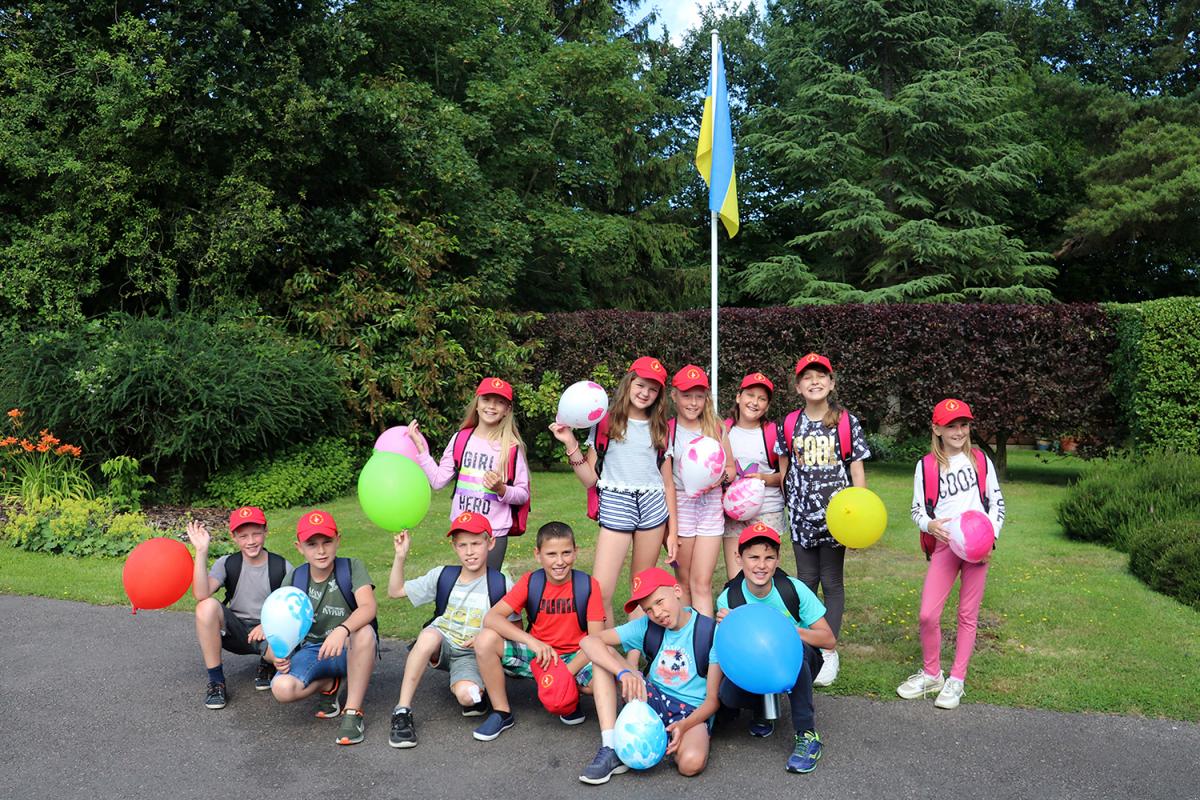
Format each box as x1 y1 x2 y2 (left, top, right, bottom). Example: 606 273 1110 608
634 0 765 44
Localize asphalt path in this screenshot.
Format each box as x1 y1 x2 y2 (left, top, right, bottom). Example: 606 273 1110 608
2 596 1197 800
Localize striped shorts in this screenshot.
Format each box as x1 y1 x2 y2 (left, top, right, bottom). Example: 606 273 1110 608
597 487 669 533
676 488 725 538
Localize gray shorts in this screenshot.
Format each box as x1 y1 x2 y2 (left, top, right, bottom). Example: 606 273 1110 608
431 636 484 687
220 605 266 657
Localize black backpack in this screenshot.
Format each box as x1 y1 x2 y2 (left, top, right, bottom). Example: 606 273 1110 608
423 566 508 628
722 568 805 624
222 551 287 605
641 612 717 678
525 568 592 633
293 557 380 640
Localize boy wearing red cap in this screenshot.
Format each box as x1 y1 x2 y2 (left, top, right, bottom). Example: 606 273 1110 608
576 568 723 783
715 523 836 774
186 507 293 710
471 522 606 741
267 510 378 746
385 511 513 749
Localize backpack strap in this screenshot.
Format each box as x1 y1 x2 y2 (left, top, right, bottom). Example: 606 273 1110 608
972 448 991 512
571 570 591 633
293 562 310 593
692 613 716 678
333 557 379 638
762 420 779 470
592 418 611 479
486 567 507 607
266 552 286 592
723 417 734 431
771 569 802 623
921 453 940 518
723 573 748 608
451 427 474 479
525 568 547 630
425 565 464 628
783 410 802 452
222 552 244 605
505 443 530 536
641 620 665 667
664 417 677 468
835 410 854 485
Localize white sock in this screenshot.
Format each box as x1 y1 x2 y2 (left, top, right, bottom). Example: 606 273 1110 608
601 729 614 748
394 704 409 714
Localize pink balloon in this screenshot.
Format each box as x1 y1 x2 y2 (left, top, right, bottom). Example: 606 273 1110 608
375 425 427 461
949 510 995 562
723 477 766 521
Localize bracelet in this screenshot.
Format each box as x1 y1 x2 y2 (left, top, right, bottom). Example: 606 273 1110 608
337 624 352 637
568 454 587 467
616 669 631 682
565 446 580 458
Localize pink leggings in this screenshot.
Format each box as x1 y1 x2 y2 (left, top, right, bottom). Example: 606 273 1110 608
919 540 990 681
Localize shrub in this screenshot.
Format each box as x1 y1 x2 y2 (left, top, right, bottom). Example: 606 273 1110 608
3 497 155 557
1057 451 1200 550
0 314 348 492
1128 517 1200 610
0 410 92 505
203 436 362 509
100 456 154 512
865 432 929 464
1109 298 1200 452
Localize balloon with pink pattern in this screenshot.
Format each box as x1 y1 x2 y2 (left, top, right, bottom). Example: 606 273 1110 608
722 476 766 521
680 435 726 497
556 381 610 429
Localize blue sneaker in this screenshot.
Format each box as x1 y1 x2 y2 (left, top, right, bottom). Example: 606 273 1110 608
472 710 515 741
579 746 629 785
786 731 822 774
749 716 774 737
559 705 586 725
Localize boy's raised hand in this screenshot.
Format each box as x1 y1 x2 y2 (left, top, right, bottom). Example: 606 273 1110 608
185 520 210 552
393 530 411 560
406 420 427 454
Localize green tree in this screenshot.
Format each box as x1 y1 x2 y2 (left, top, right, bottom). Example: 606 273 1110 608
742 0 1055 303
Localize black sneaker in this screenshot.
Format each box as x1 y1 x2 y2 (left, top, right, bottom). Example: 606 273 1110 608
462 697 490 717
254 661 276 691
389 708 417 749
205 681 227 709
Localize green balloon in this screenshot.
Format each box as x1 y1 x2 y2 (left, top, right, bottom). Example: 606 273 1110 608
357 452 432 531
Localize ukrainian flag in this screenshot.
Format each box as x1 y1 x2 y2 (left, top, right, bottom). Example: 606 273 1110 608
695 41 739 238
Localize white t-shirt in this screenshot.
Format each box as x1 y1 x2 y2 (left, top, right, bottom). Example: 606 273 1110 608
728 424 785 514
405 566 515 648
910 451 1006 539
589 418 665 492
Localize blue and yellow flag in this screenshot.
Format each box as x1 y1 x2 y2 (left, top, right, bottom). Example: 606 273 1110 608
695 42 739 238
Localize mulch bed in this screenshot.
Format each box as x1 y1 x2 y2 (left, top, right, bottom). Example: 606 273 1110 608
0 502 228 542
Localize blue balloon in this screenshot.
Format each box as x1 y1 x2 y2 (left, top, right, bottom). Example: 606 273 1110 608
260 586 314 659
714 603 804 694
612 700 667 770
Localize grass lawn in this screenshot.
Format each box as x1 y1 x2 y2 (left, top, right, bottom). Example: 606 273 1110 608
3 450 1197 720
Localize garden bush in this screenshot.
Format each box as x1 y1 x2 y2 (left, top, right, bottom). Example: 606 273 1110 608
0 313 348 493
1109 297 1200 452
203 436 362 509
1057 451 1200 550
1128 517 1200 610
864 432 929 464
3 497 156 558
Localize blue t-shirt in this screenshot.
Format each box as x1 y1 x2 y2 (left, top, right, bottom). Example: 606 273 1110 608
716 575 826 628
616 608 717 709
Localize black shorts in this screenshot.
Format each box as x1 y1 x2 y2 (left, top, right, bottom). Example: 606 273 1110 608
220 605 266 657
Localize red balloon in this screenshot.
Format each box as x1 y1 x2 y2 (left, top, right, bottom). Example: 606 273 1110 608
123 538 194 614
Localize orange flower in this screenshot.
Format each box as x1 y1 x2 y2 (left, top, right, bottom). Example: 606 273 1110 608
36 443 49 453
7 409 22 418
20 439 34 452
56 444 82 457
0 436 16 447
38 429 59 447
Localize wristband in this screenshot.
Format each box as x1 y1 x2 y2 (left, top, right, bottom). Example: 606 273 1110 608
616 669 631 682
565 446 580 458
337 624 352 637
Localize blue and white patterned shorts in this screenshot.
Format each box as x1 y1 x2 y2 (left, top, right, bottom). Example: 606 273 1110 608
598 488 669 533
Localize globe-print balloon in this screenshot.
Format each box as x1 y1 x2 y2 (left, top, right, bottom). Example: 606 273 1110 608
557 381 610 429
722 476 766 521
260 586 315 659
947 510 995 563
679 435 726 497
612 700 668 770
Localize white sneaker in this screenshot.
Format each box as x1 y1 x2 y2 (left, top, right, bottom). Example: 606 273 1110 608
934 678 965 710
812 649 839 687
896 670 945 699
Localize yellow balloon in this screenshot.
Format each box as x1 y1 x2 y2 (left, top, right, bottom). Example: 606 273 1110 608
825 487 887 548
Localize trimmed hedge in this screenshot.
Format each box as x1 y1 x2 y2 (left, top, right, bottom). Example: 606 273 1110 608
1129 518 1200 610
530 305 1121 459
1109 297 1200 452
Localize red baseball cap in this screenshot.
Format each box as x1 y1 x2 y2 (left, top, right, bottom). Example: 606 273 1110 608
531 657 580 716
739 372 775 395
476 377 513 402
738 521 781 548
623 567 679 613
672 364 710 392
628 356 668 386
795 353 833 375
448 511 492 538
932 398 974 426
228 506 267 532
296 509 338 542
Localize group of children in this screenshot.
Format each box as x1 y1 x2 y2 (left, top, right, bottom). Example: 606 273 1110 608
186 355 1006 780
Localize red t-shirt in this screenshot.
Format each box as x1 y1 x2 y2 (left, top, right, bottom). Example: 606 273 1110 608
503 570 605 655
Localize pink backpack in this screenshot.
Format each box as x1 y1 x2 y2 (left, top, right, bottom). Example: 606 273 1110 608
451 428 529 536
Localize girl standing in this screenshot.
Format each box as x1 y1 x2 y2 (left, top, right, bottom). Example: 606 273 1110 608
668 364 736 616
898 398 1005 709
407 378 530 571
722 372 787 579
776 353 871 688
549 357 676 625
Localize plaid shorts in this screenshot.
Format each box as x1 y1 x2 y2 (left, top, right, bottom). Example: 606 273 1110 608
501 642 594 687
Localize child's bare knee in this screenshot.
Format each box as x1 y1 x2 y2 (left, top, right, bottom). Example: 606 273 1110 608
676 751 708 776
351 626 376 648
474 628 501 653
271 677 301 702
195 597 222 621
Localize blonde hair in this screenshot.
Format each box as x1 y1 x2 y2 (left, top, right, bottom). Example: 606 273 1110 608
930 423 980 482
607 371 669 450
673 387 724 441
459 395 525 475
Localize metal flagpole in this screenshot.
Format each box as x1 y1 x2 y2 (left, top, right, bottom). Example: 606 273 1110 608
710 30 720 412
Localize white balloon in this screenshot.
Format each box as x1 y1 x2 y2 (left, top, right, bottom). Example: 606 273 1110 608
723 476 766 521
260 586 314 659
679 435 726 497
556 381 610 429
612 700 667 770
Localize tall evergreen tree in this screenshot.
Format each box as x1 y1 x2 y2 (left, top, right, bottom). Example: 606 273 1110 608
743 0 1055 303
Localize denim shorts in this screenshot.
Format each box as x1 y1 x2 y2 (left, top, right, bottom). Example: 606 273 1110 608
278 641 347 688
